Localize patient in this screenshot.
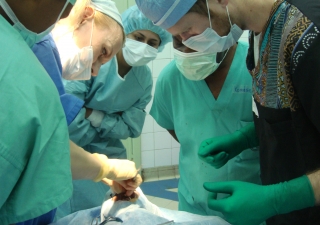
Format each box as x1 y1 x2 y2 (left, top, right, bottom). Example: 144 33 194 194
50 188 230 225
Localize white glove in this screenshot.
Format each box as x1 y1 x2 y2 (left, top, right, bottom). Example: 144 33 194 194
87 109 105 127
93 153 139 181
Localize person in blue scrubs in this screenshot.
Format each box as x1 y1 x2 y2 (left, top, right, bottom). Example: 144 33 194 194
30 1 142 223
0 0 75 224
150 33 263 219
56 5 171 218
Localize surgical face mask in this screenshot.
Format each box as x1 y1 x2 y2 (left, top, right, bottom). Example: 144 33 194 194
0 0 69 48
122 38 158 66
182 2 243 53
173 48 228 81
55 19 94 80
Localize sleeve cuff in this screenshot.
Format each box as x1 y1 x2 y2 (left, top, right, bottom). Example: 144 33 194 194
87 109 105 127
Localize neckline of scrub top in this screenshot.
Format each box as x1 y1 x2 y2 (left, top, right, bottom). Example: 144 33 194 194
195 44 241 113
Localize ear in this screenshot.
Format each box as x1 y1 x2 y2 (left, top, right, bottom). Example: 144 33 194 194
218 0 229 7
83 6 95 20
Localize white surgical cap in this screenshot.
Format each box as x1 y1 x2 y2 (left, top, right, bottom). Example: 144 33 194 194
122 5 171 52
135 0 197 29
90 0 123 28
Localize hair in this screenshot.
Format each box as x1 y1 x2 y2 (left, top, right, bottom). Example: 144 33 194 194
187 0 214 18
64 0 125 44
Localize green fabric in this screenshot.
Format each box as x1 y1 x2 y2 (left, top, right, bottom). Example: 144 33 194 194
204 175 315 225
150 42 261 216
198 122 259 168
0 16 72 224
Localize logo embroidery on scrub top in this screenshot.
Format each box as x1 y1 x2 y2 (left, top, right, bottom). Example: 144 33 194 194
233 85 252 93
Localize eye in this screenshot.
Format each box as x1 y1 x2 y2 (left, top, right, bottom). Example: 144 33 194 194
101 47 107 56
134 35 144 42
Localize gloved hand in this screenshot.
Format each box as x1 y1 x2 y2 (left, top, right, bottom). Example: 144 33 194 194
102 176 142 196
93 153 140 182
203 175 315 225
198 122 258 168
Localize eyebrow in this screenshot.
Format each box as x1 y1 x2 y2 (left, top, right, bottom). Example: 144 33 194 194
137 32 160 44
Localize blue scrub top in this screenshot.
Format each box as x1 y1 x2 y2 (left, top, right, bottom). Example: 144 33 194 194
32 34 84 126
150 42 262 216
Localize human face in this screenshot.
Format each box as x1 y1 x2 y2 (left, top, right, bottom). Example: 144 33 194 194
127 30 161 49
0 0 73 33
74 18 124 76
172 35 195 53
167 10 230 42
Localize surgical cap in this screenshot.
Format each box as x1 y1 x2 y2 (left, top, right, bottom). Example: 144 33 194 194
122 5 171 52
135 0 197 29
91 0 123 28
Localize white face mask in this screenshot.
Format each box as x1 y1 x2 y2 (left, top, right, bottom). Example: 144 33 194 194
55 19 94 80
182 2 243 53
122 38 158 66
0 0 69 48
173 48 228 81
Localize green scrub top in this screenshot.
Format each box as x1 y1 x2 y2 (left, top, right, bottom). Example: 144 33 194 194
150 42 262 217
0 16 72 224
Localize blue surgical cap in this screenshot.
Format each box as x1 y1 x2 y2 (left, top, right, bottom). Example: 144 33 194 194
91 0 123 28
122 5 171 52
135 0 197 30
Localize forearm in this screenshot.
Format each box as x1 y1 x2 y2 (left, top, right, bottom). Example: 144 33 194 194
99 107 145 139
69 140 100 180
307 169 320 205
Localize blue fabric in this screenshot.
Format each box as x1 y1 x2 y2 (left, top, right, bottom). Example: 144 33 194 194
135 0 196 29
16 209 57 225
122 5 171 52
32 34 84 126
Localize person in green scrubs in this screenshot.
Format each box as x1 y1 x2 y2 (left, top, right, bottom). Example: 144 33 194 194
0 0 141 224
150 36 262 218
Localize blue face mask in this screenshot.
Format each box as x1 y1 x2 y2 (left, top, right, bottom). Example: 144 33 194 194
182 2 243 53
0 0 69 48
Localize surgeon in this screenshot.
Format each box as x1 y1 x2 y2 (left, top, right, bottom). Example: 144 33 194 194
136 0 320 225
52 0 125 80
56 5 171 218
150 24 262 222
0 0 141 224
0 0 75 224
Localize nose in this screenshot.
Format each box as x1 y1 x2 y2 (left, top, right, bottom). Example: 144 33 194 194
180 32 192 42
91 61 102 76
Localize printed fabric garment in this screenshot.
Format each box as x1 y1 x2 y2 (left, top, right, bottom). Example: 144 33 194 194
0 15 72 225
150 42 262 217
247 0 320 224
55 56 152 219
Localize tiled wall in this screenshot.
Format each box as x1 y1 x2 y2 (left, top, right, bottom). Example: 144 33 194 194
141 31 250 169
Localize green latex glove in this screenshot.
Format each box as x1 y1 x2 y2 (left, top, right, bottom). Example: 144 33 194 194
198 122 259 168
203 175 315 225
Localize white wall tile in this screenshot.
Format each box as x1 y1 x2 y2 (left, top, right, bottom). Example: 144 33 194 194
142 114 154 134
171 137 180 148
141 151 155 168
171 148 180 165
154 132 172 150
152 59 172 78
145 98 153 114
141 133 154 151
152 77 157 96
157 44 172 59
155 149 172 167
153 119 166 133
